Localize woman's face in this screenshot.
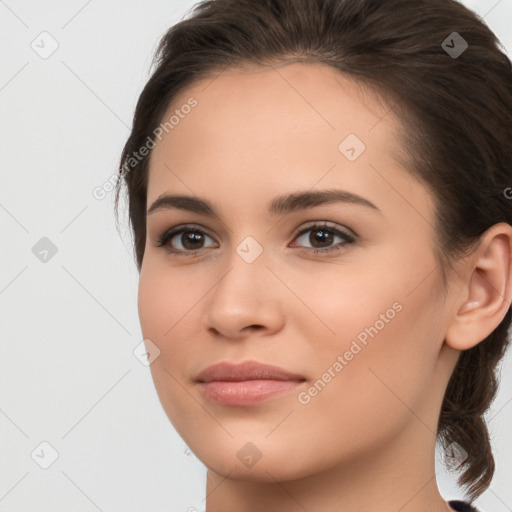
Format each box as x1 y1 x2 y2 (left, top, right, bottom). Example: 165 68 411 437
138 62 460 482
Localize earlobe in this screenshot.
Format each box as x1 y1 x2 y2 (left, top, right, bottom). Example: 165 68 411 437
445 223 512 351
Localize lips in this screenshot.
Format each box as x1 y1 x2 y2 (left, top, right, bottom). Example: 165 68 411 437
195 361 306 406
195 360 305 383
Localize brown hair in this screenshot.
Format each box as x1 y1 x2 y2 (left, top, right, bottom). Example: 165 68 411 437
115 0 512 502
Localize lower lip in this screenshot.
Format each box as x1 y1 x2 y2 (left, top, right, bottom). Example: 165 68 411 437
198 379 304 406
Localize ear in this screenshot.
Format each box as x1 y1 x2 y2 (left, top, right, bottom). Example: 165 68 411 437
445 222 512 351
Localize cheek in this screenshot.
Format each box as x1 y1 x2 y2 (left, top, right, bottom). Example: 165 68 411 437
292 251 442 415
294 297 438 462
138 264 200 337
286 255 403 355
308 243 440 353
137 266 204 431
137 265 205 380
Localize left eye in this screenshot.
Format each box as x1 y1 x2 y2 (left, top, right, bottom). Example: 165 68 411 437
290 223 356 253
156 222 356 256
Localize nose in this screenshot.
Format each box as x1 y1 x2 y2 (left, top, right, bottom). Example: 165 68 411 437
202 250 285 341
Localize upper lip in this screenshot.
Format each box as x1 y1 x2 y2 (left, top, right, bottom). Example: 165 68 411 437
195 361 306 383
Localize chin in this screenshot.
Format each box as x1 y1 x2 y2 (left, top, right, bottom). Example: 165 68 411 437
204 456 302 483
190 437 322 483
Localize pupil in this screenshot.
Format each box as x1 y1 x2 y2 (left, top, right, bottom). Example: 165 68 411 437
311 229 332 248
183 231 203 250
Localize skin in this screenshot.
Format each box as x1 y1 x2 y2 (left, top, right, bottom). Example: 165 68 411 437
138 62 512 512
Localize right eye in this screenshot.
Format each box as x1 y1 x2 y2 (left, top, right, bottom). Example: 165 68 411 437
156 224 218 256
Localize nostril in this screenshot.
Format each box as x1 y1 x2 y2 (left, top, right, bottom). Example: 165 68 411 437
246 325 264 331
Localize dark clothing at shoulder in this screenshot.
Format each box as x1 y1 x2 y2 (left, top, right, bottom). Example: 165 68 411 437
450 500 479 512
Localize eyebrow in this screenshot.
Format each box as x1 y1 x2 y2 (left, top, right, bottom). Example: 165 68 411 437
147 189 381 217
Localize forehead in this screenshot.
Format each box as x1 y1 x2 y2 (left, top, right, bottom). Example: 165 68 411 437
146 61 428 221
155 61 399 158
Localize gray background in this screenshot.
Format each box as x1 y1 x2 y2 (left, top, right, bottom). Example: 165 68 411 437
1 1 511 511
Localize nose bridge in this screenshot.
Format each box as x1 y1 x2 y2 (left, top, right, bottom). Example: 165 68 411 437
213 233 269 302
203 233 284 337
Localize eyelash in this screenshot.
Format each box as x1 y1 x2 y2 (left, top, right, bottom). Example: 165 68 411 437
155 222 356 257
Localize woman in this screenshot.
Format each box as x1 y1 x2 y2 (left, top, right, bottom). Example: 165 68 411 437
115 0 512 510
